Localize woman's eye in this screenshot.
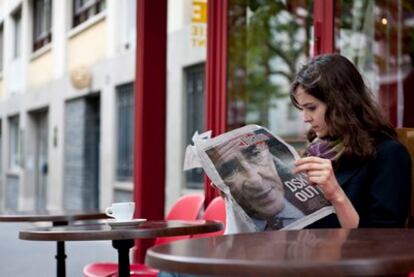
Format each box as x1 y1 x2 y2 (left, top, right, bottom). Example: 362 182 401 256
307 106 316 112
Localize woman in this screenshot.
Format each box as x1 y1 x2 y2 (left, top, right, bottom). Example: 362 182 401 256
291 54 411 228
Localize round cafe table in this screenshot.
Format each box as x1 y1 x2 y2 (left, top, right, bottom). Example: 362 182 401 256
19 219 223 277
0 210 108 277
146 228 414 276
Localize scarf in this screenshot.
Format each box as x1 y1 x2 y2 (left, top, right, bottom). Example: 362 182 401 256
304 137 344 161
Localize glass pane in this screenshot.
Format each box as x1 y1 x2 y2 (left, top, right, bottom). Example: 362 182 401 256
335 0 414 127
0 25 3 71
185 63 205 189
13 9 22 58
166 0 207 192
9 116 20 168
116 83 134 181
227 0 314 149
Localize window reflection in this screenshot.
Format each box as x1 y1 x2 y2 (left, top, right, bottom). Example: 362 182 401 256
335 0 414 127
227 0 313 148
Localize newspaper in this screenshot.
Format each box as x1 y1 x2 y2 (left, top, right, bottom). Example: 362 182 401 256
184 125 335 234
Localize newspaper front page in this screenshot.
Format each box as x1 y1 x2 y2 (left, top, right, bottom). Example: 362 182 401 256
185 125 334 234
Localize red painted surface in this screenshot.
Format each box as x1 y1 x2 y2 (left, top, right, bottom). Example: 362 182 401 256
205 0 229 205
313 0 334 55
132 0 167 263
379 82 398 126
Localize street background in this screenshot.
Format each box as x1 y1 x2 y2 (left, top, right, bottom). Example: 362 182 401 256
0 222 116 277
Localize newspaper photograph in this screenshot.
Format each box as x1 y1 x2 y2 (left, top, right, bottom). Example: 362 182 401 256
186 125 334 234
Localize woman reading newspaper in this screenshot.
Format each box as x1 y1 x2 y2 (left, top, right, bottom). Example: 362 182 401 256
291 54 411 228
158 54 411 277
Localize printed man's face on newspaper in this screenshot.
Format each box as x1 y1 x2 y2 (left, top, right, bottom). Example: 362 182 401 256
215 140 285 219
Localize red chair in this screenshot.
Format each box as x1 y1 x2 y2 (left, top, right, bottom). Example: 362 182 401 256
82 263 158 277
83 194 205 277
192 196 226 239
155 193 205 245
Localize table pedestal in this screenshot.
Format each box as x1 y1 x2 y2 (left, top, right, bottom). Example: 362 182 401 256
112 239 135 277
55 241 67 277
53 221 68 277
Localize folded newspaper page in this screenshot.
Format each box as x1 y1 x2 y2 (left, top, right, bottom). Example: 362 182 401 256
185 125 334 234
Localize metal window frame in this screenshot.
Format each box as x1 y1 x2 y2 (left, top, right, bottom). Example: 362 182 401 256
205 0 228 204
133 0 167 263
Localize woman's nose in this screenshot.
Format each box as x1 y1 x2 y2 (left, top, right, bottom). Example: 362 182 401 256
303 112 311 123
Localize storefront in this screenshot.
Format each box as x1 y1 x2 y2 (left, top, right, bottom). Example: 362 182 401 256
133 0 414 261
204 0 414 200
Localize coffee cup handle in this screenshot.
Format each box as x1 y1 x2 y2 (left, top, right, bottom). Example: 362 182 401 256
105 207 114 218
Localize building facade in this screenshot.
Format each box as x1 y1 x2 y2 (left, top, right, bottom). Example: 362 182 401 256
0 0 209 212
0 0 138 210
0 0 413 217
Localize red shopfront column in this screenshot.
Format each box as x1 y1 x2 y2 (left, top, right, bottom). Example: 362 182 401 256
204 0 228 205
133 0 167 263
313 0 334 55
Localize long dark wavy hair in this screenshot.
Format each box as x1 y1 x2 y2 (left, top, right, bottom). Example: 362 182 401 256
290 54 396 161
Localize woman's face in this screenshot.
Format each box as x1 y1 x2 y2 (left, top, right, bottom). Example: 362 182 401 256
295 87 328 138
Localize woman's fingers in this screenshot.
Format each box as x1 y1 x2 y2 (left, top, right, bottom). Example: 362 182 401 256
294 157 344 205
307 169 329 178
294 156 324 165
293 159 331 174
293 163 325 174
308 175 328 183
293 157 334 187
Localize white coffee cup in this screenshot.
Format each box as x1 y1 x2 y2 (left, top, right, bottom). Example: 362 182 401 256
105 202 135 221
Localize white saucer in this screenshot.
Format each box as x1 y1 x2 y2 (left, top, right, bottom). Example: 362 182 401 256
106 218 147 229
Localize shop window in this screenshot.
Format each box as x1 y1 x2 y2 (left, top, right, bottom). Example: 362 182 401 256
227 0 313 141
185 63 205 189
72 0 106 28
116 83 134 181
12 8 22 59
334 0 414 127
9 116 21 169
33 0 52 51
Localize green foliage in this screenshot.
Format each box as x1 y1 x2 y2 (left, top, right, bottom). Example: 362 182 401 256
228 0 312 127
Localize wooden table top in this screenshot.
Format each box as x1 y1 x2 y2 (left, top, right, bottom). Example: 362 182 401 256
146 228 414 276
0 210 108 222
19 220 224 241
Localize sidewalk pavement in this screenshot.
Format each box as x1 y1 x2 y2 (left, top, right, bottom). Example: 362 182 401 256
0 222 117 277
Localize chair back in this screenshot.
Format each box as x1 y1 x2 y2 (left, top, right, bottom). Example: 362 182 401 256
155 194 205 244
192 196 226 238
396 128 414 227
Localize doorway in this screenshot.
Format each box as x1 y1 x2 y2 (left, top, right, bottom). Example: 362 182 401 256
33 110 48 210
63 95 100 210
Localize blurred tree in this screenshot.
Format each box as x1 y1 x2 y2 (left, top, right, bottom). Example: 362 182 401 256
227 0 313 129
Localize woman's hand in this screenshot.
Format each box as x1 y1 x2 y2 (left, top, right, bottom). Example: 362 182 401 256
293 157 359 228
293 157 342 203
